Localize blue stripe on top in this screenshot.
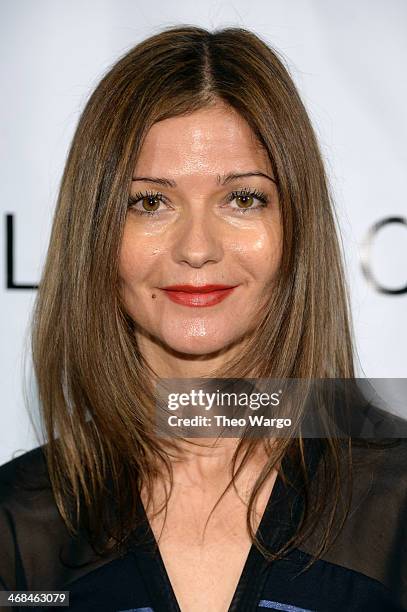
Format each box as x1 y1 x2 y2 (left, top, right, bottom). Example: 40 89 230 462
117 608 154 612
258 600 315 612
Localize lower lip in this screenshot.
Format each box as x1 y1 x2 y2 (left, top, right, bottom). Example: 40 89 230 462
161 287 237 307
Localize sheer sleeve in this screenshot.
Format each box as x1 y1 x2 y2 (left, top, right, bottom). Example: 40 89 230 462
0 446 117 593
299 437 407 610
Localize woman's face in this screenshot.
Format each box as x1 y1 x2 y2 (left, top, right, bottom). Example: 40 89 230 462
119 102 282 362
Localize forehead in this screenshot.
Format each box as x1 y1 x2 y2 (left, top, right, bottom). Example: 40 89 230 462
134 104 272 178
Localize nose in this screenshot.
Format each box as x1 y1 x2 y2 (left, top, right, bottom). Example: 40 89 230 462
171 206 223 268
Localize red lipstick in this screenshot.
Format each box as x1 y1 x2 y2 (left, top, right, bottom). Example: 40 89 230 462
160 284 238 307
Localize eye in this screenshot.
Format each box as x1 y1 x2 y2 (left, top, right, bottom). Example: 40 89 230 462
227 188 270 213
128 191 166 216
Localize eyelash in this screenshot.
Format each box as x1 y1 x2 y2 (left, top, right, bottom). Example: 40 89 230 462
127 188 270 217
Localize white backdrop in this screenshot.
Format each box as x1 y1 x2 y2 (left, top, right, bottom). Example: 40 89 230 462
1 0 406 466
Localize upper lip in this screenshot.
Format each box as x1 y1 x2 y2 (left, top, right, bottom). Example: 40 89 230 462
161 284 238 293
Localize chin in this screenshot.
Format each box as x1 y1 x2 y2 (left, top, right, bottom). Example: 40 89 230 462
162 335 230 357
159 323 249 359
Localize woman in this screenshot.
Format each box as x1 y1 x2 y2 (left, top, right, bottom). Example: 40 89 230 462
0 25 406 612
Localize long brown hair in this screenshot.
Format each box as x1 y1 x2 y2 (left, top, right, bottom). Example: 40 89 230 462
30 25 372 569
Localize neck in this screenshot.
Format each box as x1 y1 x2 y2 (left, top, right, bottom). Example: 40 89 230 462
158 437 273 499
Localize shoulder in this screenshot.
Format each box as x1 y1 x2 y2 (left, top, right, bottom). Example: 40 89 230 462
350 423 407 513
0 445 119 591
0 445 55 590
343 402 407 506
0 444 55 533
0 445 50 498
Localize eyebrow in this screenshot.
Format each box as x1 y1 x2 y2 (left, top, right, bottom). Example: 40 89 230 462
131 171 277 187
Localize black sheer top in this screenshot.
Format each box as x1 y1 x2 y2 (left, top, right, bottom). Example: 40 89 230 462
0 434 406 612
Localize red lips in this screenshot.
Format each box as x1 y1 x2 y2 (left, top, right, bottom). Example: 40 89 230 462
160 284 238 307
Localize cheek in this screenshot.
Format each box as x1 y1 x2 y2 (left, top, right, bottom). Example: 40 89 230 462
118 224 158 287
234 222 282 283
118 228 146 297
118 247 136 290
